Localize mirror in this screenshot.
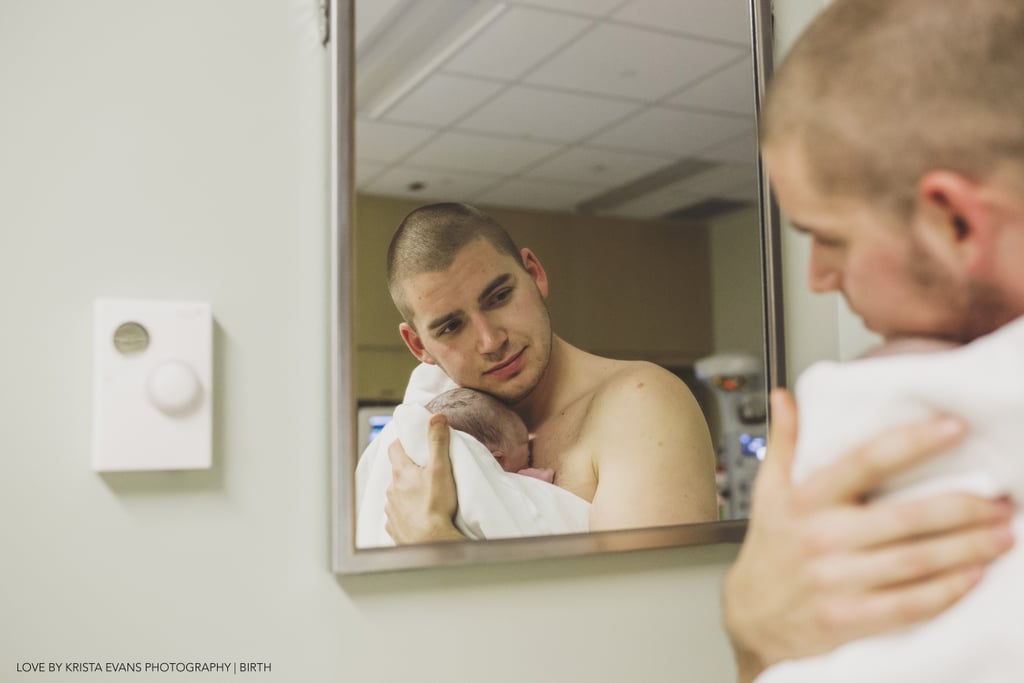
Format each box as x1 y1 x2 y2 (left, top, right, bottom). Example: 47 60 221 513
332 0 783 573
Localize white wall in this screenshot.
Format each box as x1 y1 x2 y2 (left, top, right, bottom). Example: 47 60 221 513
0 2 740 681
710 207 766 362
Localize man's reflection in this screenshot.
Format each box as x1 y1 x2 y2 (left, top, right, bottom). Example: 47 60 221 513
379 202 719 543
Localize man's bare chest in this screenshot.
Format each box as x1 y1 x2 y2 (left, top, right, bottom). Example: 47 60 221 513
528 403 597 502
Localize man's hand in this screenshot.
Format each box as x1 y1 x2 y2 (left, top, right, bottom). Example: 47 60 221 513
724 389 1015 683
384 413 464 543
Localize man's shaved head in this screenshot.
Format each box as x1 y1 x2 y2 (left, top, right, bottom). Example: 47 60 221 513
386 202 523 323
761 0 1024 219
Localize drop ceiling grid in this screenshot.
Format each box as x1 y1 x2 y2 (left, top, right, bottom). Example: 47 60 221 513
356 0 759 215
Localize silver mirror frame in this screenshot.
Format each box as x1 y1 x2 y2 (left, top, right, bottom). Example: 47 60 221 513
331 0 783 574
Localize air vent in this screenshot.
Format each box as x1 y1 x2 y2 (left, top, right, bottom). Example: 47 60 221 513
663 198 752 222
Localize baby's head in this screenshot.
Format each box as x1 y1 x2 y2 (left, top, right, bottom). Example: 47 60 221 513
425 387 530 473
861 336 960 359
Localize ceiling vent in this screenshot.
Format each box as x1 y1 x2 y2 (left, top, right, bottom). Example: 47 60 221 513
663 198 752 222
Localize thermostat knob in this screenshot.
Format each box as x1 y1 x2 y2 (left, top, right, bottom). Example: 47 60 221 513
146 360 202 415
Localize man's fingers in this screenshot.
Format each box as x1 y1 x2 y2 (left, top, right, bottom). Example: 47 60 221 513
849 493 1014 549
764 389 799 475
818 563 986 642
806 521 1012 594
386 438 418 471
427 413 451 472
794 416 966 509
750 389 799 510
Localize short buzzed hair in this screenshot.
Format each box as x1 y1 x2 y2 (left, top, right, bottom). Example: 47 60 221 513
761 0 1024 218
386 203 523 323
425 387 521 453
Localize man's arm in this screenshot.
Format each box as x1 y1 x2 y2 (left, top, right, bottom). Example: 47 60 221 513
384 413 465 543
724 390 1015 683
587 364 719 531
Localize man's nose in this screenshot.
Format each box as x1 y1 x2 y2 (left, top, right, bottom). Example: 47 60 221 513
475 317 508 355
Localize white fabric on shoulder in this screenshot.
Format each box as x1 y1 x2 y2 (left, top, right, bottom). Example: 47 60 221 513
402 362 458 406
756 315 1024 683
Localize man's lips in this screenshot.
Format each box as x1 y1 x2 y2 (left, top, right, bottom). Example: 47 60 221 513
485 348 525 376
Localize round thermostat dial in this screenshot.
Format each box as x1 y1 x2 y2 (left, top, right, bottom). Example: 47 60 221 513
146 360 202 415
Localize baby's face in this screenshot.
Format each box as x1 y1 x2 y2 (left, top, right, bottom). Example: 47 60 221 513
496 417 531 473
500 438 531 473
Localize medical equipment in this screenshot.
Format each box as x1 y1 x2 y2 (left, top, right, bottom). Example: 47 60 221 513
695 353 766 519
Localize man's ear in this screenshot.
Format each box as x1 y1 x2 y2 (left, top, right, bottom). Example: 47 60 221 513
520 247 549 298
914 171 995 274
491 450 505 464
399 322 435 365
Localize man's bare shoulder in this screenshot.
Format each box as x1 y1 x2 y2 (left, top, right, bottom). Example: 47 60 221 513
581 359 718 528
588 360 698 414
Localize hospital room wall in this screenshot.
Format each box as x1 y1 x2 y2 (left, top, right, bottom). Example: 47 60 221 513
0 2 740 682
709 207 765 362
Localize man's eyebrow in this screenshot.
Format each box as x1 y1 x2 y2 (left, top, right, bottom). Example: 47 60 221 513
790 221 814 234
425 274 513 332
427 310 462 332
478 274 512 304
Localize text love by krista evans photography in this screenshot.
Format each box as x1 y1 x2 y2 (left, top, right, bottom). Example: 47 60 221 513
14 661 273 675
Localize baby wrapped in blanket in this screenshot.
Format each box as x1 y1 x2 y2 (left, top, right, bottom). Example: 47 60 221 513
756 315 1024 683
355 364 590 548
426 387 555 483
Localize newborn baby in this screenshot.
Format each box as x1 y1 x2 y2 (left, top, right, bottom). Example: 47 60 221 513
425 387 555 483
756 316 1024 683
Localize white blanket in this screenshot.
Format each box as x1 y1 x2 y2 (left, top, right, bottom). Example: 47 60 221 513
756 315 1024 683
355 364 591 548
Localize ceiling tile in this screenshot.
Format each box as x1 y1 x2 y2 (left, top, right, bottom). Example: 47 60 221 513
670 57 755 115
355 0 406 50
695 130 759 165
404 131 563 175
355 119 437 163
612 0 752 45
591 106 752 157
457 86 638 143
383 74 504 127
474 177 606 213
507 0 624 17
524 146 671 187
355 159 390 189
362 165 503 203
524 23 742 100
443 6 591 81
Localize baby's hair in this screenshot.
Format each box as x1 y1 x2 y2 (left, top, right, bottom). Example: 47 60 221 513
425 387 518 452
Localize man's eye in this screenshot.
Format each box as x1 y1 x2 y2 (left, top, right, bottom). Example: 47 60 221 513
814 235 843 248
490 287 513 305
437 320 461 337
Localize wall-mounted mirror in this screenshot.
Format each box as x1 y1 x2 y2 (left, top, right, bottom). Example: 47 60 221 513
332 0 783 573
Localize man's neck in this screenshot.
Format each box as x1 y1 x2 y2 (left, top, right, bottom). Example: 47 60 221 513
512 335 576 429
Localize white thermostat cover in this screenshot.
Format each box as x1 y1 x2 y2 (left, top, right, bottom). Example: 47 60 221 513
92 298 212 471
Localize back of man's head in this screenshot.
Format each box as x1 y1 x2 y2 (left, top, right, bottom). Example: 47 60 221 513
762 0 1024 218
386 203 523 322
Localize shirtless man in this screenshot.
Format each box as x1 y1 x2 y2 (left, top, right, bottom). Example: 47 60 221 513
724 0 1023 680
383 202 717 542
